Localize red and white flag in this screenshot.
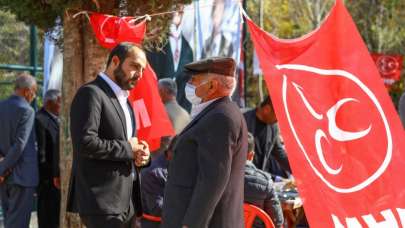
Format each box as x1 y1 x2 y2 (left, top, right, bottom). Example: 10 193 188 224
89 13 146 49
245 0 405 227
90 13 175 151
371 53 403 89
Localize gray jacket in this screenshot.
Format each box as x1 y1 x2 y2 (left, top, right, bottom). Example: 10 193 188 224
165 100 190 134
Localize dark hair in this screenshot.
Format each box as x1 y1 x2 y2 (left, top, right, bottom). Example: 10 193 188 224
259 95 273 108
247 132 255 153
106 42 143 67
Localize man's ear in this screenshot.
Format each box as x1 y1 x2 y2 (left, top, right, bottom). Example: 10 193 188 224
112 56 120 68
210 79 219 92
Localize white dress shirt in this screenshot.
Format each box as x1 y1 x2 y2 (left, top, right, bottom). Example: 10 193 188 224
99 72 133 140
190 98 220 119
169 24 183 72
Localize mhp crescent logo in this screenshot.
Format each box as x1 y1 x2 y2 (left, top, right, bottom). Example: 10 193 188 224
277 64 393 194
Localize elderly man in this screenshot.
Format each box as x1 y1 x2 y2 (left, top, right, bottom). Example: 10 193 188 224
158 78 190 134
0 73 39 228
67 43 151 228
162 57 248 228
35 89 61 228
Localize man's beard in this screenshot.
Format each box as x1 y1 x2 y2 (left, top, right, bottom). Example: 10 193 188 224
114 65 136 90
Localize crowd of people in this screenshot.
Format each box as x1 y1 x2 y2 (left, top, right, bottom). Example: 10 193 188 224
0 75 61 228
0 42 299 228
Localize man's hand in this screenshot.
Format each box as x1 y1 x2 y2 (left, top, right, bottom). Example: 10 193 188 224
53 177 61 189
134 140 150 167
129 137 145 152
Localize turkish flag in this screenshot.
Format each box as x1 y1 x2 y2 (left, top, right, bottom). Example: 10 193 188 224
89 13 146 49
371 53 403 89
90 12 175 151
246 0 405 227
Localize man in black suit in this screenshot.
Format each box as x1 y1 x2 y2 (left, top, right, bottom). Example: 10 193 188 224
67 43 151 228
35 89 61 228
243 96 291 179
162 57 248 228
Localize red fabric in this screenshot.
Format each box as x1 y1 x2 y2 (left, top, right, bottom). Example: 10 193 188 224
89 13 146 49
129 65 175 151
89 12 175 151
246 0 405 227
371 53 403 88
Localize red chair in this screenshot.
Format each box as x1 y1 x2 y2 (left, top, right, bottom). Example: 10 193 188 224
142 213 162 223
244 203 275 228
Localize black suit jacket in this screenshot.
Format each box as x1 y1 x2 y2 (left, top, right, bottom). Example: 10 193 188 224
243 109 291 177
67 76 145 216
162 97 248 228
35 108 60 181
146 36 194 112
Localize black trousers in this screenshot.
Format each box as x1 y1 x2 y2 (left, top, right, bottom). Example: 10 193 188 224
37 180 61 228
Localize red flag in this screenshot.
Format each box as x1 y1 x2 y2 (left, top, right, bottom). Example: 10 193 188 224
246 0 405 227
371 53 403 89
89 12 175 151
89 13 146 49
129 65 175 151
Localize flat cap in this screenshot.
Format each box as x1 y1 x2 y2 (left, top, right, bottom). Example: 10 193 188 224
183 57 236 77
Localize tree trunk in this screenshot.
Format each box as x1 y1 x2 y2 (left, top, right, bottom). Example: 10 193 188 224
60 14 84 228
60 5 110 228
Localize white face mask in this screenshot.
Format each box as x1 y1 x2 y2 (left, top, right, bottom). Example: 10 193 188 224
185 81 209 105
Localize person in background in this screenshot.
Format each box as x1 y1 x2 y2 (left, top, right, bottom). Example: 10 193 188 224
398 91 405 129
35 89 61 228
155 78 191 158
67 43 151 228
158 78 191 134
0 73 39 228
244 133 284 228
162 57 248 228
140 138 176 228
243 96 291 179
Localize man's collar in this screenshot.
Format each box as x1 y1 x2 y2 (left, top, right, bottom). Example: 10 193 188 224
99 72 129 99
190 98 220 119
44 108 59 121
11 94 28 104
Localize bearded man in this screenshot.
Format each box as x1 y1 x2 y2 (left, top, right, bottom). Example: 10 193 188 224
67 43 151 228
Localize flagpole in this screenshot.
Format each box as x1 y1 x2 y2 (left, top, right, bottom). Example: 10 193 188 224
258 0 264 102
242 0 248 105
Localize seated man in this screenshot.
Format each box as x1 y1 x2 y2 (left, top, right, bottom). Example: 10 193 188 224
244 96 291 179
140 139 175 228
244 133 284 228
